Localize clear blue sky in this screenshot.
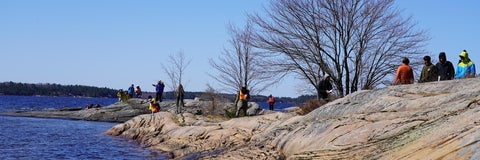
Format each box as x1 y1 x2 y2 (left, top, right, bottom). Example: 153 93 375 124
1 1 479 98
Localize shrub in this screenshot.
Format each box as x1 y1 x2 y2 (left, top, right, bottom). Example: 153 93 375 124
297 99 328 115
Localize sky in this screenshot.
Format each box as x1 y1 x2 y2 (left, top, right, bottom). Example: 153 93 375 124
1 1 479 98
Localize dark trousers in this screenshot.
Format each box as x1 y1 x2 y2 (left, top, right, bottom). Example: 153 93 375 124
269 103 274 110
176 95 184 113
155 92 163 102
319 90 328 99
235 100 248 117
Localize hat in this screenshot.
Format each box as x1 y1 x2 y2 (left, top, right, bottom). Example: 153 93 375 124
460 50 468 58
439 52 446 58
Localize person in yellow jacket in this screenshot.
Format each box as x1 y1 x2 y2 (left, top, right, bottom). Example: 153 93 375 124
235 86 250 117
455 50 476 79
149 98 160 115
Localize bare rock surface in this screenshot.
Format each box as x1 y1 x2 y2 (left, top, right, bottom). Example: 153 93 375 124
0 98 244 122
107 78 480 159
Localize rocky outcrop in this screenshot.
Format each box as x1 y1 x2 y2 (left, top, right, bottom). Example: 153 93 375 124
0 99 151 122
107 78 480 159
1 97 264 123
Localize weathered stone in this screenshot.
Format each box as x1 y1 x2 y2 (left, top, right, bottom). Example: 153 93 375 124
107 78 480 159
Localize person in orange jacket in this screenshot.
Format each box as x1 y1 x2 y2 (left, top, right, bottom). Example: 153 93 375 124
267 94 275 111
393 57 414 85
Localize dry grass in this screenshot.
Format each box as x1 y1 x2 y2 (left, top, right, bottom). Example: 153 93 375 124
297 99 328 115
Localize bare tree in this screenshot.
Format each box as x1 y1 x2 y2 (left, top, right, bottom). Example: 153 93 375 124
162 51 191 92
249 0 428 99
209 22 281 95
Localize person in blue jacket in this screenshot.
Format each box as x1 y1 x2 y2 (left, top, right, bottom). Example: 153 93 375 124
127 84 135 98
152 81 165 102
455 50 476 79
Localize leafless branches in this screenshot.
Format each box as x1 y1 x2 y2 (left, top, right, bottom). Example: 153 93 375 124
249 0 428 98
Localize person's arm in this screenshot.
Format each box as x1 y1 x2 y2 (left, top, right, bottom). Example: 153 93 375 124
418 67 425 83
470 63 476 78
393 67 400 85
448 62 455 80
408 67 414 84
432 65 439 81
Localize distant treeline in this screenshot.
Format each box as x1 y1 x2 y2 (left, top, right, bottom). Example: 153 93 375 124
0 81 316 104
0 82 117 97
161 91 316 104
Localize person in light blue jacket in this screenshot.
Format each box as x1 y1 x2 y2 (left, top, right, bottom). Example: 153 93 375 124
455 50 476 79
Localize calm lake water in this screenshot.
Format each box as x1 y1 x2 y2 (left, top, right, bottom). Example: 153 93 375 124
0 95 297 159
0 95 166 160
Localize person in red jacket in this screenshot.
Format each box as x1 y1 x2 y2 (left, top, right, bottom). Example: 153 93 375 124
393 57 414 85
267 94 275 110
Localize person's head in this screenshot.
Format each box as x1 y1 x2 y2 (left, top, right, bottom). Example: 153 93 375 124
269 94 272 97
402 57 410 65
459 50 469 63
439 52 447 63
131 84 134 87
423 56 432 65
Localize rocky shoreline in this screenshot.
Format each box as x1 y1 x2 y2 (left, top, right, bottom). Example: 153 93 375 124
4 78 480 159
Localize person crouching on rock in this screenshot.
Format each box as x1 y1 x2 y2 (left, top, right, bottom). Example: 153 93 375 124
149 98 160 115
235 86 250 117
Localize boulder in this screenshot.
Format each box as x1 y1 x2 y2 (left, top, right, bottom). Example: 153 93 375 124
107 78 480 159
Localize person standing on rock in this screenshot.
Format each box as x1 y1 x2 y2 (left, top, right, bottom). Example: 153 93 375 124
393 57 414 85
117 89 124 102
455 50 476 79
175 84 185 114
235 86 250 117
267 94 275 111
135 86 142 98
152 81 165 102
436 52 455 81
419 56 438 83
127 84 135 98
318 74 333 101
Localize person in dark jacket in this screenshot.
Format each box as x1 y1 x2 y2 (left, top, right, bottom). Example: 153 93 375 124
435 52 455 81
318 74 333 100
152 81 165 102
419 56 438 83
175 84 185 114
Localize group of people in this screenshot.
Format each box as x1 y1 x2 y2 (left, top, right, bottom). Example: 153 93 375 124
119 80 184 115
234 86 277 117
394 50 476 85
117 84 143 102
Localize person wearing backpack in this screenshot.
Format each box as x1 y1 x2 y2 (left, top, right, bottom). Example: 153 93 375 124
267 94 275 110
